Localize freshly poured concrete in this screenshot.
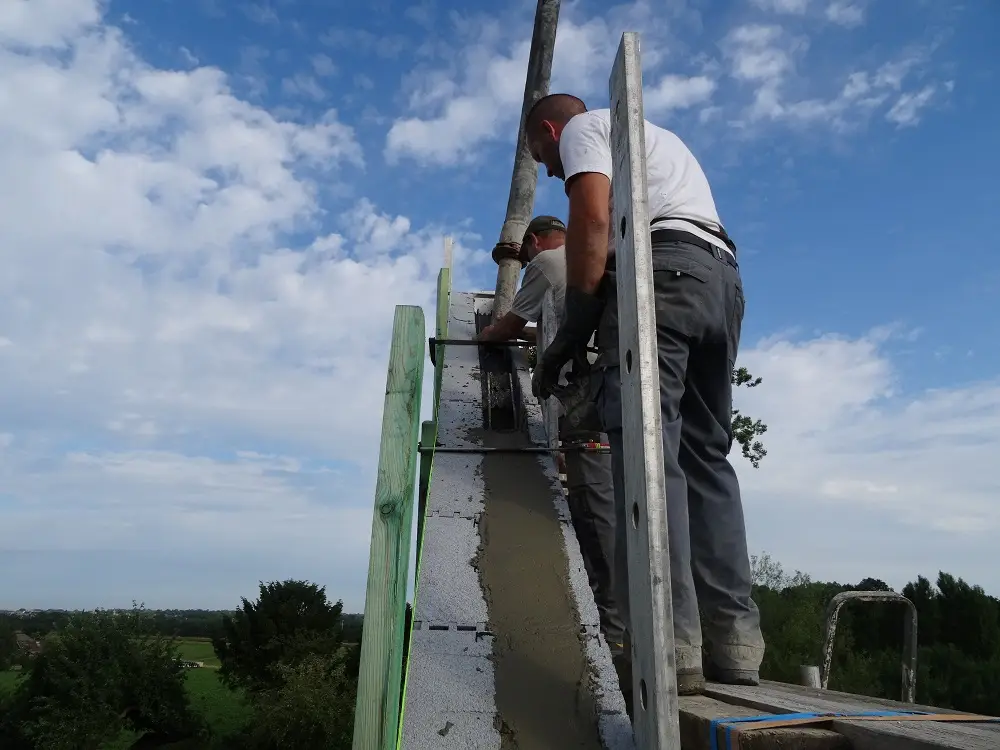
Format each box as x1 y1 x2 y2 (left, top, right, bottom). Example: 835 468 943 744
401 291 633 750
478 428 602 749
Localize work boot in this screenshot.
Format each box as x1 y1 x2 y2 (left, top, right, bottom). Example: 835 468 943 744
704 642 763 686
676 644 706 695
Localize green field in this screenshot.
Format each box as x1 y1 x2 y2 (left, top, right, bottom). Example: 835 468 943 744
175 636 221 668
1 665 250 747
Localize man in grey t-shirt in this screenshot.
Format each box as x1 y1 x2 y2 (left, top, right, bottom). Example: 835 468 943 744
479 215 625 654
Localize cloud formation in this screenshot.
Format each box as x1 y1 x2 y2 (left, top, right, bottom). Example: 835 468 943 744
0 0 988 611
0 0 488 608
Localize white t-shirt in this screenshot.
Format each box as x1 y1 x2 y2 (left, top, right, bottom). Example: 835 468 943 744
557 108 733 258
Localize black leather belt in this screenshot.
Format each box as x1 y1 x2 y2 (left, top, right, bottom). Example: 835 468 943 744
605 228 738 272
650 228 738 268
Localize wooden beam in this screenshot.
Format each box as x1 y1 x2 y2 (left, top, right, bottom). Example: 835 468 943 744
352 305 426 750
679 694 849 750
609 31 681 749
703 681 1000 750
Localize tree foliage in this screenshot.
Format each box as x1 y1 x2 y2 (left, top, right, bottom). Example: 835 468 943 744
211 579 359 749
0 605 199 750
235 651 357 750
752 557 1000 715
213 579 347 694
732 366 768 468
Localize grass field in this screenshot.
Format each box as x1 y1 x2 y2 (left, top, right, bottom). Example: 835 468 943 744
1 657 250 747
175 636 221 667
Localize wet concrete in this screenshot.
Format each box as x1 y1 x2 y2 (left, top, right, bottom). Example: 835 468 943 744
475 428 603 750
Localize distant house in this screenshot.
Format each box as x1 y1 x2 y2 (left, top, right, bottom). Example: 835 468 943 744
15 632 42 656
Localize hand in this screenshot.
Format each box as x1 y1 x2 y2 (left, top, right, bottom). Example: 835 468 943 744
532 335 574 400
532 286 605 400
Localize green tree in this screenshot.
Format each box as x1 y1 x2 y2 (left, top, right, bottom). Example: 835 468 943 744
0 617 18 670
732 366 768 468
213 579 347 694
0 605 198 750
238 651 357 750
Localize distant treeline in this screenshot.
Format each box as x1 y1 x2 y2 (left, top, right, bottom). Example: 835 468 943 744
3 607 364 643
750 554 1000 716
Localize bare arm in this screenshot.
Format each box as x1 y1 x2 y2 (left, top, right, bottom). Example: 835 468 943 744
478 311 528 342
518 326 537 342
564 172 611 294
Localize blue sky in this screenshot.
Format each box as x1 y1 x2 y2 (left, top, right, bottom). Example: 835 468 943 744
0 0 997 612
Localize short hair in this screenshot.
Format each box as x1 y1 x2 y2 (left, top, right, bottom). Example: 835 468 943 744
524 93 587 134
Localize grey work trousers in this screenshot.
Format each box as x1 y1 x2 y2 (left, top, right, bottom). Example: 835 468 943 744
560 409 626 648
592 239 765 674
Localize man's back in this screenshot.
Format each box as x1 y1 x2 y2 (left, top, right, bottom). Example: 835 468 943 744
558 108 731 255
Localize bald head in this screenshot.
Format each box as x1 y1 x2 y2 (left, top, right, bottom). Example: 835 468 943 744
524 94 587 181
525 93 587 136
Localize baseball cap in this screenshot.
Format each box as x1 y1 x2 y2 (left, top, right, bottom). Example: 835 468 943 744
519 215 567 263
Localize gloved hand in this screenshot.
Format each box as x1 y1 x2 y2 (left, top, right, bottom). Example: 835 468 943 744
532 287 605 400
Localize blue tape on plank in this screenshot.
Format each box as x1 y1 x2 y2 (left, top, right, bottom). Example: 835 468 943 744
708 710 928 750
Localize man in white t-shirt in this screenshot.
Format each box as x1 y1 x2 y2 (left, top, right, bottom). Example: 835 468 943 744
479 216 625 653
526 93 765 699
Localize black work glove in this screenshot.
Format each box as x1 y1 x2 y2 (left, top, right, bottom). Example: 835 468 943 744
532 287 605 400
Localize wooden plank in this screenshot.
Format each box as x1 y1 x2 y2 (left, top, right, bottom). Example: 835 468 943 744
539 287 560 449
610 31 681 749
352 305 426 750
679 694 849 750
703 681 1000 750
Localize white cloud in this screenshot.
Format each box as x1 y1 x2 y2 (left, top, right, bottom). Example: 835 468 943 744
750 0 810 14
645 74 717 115
736 330 1000 590
886 84 937 127
385 15 620 166
722 25 945 130
281 72 326 100
825 1 865 27
0 0 491 609
310 53 337 77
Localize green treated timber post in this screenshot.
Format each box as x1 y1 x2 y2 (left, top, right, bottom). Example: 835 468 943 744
352 305 425 750
395 263 451 747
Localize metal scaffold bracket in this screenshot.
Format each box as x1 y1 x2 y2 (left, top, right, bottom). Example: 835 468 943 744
610 31 682 749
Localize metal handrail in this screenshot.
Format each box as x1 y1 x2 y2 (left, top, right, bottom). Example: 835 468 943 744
821 590 918 703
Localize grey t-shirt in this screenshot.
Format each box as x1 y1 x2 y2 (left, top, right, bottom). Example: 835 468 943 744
509 246 597 376
509 246 566 324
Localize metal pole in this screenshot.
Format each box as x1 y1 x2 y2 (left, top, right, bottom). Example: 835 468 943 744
799 665 822 689
491 0 561 322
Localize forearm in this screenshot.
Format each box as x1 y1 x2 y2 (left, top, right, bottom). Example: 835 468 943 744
564 220 609 293
565 186 610 294
518 326 537 342
478 311 527 342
